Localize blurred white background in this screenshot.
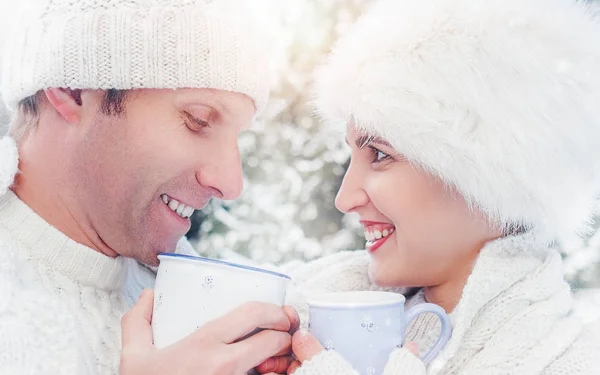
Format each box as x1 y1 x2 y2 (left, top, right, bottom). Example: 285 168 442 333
0 0 10 135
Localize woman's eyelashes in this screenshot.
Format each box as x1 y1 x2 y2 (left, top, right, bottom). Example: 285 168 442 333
368 145 392 163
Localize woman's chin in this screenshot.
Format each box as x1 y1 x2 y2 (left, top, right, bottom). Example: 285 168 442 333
368 262 398 287
368 261 417 288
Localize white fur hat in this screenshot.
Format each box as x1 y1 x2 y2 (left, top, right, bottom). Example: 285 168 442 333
1 0 271 113
315 0 600 242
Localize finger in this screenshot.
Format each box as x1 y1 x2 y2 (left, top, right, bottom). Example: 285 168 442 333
287 360 301 375
291 330 324 363
273 345 292 357
404 342 419 356
205 302 291 344
283 306 300 334
255 356 295 374
229 329 292 370
121 289 155 350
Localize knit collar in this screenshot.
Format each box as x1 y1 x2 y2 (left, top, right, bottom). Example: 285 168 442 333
428 233 579 374
0 190 126 291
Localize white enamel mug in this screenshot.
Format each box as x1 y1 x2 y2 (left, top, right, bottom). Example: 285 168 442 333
152 253 291 348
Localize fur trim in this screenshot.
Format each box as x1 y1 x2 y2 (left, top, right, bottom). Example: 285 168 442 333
0 136 18 195
315 0 600 242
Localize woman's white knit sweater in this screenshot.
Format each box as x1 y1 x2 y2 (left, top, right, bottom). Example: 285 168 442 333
285 234 600 375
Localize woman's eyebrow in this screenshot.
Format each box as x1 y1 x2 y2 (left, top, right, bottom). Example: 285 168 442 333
355 134 392 149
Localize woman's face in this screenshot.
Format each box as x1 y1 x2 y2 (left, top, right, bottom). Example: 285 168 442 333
336 126 501 288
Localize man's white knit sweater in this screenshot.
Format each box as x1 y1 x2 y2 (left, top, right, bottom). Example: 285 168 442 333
0 189 200 375
0 188 204 375
0 136 198 374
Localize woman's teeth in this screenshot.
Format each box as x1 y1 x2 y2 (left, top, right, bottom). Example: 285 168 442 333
364 228 394 242
161 194 195 219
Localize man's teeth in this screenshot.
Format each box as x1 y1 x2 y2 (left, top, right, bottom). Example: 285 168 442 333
161 194 195 219
364 228 394 242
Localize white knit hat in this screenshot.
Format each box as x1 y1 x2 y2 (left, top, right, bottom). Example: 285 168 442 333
1 0 271 113
315 0 600 243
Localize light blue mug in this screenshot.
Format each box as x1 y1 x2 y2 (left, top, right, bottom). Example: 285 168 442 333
307 291 452 375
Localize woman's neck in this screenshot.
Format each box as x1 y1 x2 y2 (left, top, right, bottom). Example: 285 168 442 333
423 271 471 313
423 235 501 312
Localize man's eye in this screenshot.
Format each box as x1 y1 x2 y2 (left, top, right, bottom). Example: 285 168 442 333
192 118 209 129
185 113 210 132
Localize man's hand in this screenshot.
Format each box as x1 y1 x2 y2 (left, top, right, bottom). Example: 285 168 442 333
120 289 298 375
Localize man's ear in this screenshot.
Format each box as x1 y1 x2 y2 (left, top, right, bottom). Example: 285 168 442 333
43 88 83 125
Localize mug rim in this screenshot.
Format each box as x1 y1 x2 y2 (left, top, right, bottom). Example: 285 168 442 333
307 291 406 309
158 253 292 280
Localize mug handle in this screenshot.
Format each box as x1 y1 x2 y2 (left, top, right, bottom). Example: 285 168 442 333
404 303 452 365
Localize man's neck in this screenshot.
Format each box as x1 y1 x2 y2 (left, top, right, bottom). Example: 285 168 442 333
11 163 119 258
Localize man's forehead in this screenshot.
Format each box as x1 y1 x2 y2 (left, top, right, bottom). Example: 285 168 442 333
176 88 232 110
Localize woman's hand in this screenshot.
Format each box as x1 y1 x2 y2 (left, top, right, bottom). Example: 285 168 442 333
255 329 419 374
255 330 322 374
287 332 421 374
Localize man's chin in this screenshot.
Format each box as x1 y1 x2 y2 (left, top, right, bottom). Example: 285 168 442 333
135 240 178 268
144 255 161 268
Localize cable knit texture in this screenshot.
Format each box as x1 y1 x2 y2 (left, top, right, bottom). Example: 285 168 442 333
382 349 428 375
286 234 600 375
288 348 427 375
1 0 271 113
294 351 363 375
0 137 199 375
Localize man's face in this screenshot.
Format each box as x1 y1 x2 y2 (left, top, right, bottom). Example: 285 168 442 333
69 88 254 266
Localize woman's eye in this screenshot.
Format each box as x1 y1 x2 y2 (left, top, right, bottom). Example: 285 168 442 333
370 147 391 163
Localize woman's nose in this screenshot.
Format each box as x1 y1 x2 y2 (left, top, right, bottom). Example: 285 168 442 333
335 161 369 213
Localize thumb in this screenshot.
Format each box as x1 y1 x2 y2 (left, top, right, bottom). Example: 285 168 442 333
292 330 325 363
404 342 419 356
121 289 155 349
